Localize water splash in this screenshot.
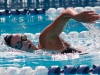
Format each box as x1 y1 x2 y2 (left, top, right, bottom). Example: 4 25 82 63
0 29 100 53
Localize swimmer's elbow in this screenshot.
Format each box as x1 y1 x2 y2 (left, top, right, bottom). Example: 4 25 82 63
61 8 78 19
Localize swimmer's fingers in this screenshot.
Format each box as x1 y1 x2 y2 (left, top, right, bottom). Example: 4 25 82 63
73 11 100 22
82 11 98 15
90 16 100 21
84 15 100 23
85 11 100 18
85 11 99 15
81 12 100 23
88 12 99 15
86 11 100 18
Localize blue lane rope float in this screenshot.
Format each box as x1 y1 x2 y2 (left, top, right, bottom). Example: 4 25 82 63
76 65 89 74
0 65 100 75
0 8 46 16
92 65 100 74
63 65 77 74
48 66 61 75
48 65 100 75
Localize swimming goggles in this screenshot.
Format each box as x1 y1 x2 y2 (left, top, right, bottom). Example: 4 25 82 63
15 35 27 49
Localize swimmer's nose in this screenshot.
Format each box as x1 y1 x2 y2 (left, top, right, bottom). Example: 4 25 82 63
22 41 28 46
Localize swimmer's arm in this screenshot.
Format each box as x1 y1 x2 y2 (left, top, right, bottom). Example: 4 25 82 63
40 8 100 38
40 8 78 38
62 8 100 23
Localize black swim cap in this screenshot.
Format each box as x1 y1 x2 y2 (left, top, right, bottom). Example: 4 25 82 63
4 35 13 46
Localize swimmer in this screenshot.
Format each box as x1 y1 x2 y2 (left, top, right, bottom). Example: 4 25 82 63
4 8 100 53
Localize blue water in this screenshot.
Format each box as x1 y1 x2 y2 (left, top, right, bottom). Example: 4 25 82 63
0 13 100 71
0 15 88 34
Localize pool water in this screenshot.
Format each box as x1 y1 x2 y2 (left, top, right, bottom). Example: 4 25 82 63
0 15 88 34
0 9 100 71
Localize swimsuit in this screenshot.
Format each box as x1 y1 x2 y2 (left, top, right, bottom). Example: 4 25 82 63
61 47 81 54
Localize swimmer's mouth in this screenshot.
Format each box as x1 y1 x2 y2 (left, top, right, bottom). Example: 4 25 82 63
28 44 31 49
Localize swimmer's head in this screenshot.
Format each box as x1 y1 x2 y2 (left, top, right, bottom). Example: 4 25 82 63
4 35 13 46
4 34 38 52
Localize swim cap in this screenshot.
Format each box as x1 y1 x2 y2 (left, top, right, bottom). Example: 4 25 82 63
4 35 13 46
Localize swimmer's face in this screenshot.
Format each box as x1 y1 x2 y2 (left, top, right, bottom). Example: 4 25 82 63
10 34 37 52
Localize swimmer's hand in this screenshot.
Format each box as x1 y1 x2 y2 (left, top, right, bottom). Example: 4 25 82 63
73 11 100 23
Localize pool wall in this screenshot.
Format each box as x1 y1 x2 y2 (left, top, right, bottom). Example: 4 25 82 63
0 0 100 10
